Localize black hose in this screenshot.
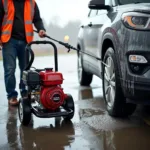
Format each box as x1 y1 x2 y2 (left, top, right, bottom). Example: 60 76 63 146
33 30 102 62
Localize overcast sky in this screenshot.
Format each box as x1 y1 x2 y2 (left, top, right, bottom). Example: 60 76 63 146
36 0 90 27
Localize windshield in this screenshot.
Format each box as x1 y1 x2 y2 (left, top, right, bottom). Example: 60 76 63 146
119 0 150 5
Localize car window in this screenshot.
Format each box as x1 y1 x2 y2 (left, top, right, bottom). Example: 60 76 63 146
88 10 98 18
105 0 113 5
97 10 107 15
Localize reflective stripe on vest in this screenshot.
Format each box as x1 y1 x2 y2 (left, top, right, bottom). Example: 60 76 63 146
26 32 34 36
2 20 13 26
25 20 32 24
30 0 34 19
24 0 35 43
1 31 11 35
3 0 7 11
1 0 35 43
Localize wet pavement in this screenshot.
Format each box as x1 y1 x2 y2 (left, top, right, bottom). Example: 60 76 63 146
0 53 150 150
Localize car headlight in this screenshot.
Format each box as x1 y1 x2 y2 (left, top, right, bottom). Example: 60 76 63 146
122 12 150 30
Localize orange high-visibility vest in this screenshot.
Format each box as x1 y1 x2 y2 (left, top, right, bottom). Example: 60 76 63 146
1 0 35 43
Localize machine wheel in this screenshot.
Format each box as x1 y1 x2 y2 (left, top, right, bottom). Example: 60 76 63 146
102 47 136 117
63 94 75 120
77 51 93 86
18 98 32 126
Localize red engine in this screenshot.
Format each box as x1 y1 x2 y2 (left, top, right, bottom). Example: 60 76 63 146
39 68 67 110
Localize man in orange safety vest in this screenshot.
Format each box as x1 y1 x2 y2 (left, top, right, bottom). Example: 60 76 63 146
0 0 46 106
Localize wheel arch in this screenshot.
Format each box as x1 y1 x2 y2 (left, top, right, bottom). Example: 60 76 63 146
101 33 117 60
101 32 123 95
102 39 114 60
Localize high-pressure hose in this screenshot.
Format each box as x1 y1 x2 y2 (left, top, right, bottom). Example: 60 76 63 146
33 30 109 67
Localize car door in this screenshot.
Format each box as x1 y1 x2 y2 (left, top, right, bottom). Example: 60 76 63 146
96 0 114 76
83 9 98 53
86 0 114 77
88 11 106 76
84 9 106 76
82 9 98 73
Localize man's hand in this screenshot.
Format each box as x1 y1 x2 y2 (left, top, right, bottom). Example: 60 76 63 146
38 30 46 38
0 41 2 51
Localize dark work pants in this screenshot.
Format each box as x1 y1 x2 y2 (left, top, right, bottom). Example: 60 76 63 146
2 38 28 100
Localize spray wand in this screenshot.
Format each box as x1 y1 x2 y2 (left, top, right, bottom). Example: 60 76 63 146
33 30 109 67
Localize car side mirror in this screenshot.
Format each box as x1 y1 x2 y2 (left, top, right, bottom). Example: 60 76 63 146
88 0 111 10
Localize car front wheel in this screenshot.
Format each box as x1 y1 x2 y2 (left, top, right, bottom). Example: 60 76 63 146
102 47 136 117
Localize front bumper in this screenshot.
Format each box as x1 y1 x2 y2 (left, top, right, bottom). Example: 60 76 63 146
122 79 150 104
121 50 150 103
117 25 150 103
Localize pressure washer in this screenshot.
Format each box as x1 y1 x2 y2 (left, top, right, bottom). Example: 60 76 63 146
18 31 105 126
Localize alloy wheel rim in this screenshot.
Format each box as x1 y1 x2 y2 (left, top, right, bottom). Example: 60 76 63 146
78 53 82 82
104 57 116 107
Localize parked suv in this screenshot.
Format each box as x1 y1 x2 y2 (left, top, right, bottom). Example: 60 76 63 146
77 0 150 117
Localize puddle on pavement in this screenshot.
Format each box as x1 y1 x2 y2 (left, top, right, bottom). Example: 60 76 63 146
2 106 150 150
1 84 150 150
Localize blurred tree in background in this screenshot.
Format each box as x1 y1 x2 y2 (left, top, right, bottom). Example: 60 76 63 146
33 17 81 55
0 17 81 60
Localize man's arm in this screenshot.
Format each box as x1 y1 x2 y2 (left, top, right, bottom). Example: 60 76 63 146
33 2 46 32
0 0 4 46
0 0 4 27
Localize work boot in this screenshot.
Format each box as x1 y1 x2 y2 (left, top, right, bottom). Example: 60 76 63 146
8 97 19 106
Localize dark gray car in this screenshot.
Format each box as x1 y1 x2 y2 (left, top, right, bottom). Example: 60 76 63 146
77 0 150 117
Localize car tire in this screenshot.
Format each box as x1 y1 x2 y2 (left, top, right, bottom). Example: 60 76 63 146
77 51 93 86
102 47 136 117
